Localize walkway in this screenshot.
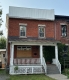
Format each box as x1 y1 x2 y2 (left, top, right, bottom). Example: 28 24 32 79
47 74 69 80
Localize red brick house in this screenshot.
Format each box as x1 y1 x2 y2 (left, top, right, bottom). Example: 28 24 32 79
55 15 69 44
6 6 61 75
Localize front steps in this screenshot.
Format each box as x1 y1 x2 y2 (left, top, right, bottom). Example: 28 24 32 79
47 64 60 74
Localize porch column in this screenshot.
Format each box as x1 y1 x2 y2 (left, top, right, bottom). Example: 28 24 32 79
55 44 58 61
40 45 43 65
10 43 14 66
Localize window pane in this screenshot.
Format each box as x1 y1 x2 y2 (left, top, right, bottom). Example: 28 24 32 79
61 25 67 37
39 27 44 33
39 27 45 37
20 25 26 37
21 32 25 36
40 33 44 37
3 54 5 57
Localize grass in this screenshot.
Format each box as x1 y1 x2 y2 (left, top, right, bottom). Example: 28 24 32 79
0 69 6 74
0 69 55 80
9 74 55 80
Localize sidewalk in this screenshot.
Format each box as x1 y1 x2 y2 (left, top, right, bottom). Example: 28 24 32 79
0 75 10 80
47 74 69 80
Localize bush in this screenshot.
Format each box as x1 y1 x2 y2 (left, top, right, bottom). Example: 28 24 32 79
14 66 18 71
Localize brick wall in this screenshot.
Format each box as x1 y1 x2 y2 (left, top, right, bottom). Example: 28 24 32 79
55 20 69 44
8 18 55 38
32 46 39 58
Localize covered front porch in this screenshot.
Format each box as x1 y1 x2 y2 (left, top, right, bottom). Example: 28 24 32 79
9 41 61 75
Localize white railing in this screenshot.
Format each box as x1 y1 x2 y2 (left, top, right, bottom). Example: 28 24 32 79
42 57 47 74
56 60 61 74
14 58 41 65
52 58 61 74
10 65 44 75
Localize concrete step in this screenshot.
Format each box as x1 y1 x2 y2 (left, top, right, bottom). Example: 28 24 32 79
47 64 60 74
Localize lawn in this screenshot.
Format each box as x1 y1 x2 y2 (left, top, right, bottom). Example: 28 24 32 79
9 74 55 80
0 69 6 74
0 70 55 80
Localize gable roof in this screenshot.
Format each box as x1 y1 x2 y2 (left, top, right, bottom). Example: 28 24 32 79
9 6 55 21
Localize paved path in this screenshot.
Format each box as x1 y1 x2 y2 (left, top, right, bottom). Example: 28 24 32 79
47 74 69 80
0 75 9 80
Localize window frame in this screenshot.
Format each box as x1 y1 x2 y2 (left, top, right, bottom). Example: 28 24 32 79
17 46 31 50
61 25 67 37
19 23 27 38
3 54 5 57
38 25 45 38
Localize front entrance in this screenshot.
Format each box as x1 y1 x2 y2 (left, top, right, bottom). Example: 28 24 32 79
43 46 55 64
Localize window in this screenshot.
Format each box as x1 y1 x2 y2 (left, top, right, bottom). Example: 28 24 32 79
39 27 45 38
3 54 5 57
20 25 26 37
61 25 67 37
17 46 31 50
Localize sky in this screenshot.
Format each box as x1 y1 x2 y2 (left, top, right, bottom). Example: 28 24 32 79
0 0 69 38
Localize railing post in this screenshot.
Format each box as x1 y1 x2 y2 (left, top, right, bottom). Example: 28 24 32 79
32 67 33 74
40 45 43 65
10 43 14 66
55 44 58 62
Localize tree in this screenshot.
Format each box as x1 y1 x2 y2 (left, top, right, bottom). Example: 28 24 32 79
0 5 3 35
0 37 6 49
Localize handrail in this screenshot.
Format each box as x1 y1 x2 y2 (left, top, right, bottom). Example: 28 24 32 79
56 60 61 74
42 57 47 74
52 58 61 74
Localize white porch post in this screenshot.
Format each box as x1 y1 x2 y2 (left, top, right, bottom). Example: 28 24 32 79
10 43 14 66
40 45 43 65
55 44 58 61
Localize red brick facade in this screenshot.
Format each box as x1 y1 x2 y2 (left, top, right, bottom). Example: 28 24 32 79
55 20 69 44
7 17 69 65
8 18 55 38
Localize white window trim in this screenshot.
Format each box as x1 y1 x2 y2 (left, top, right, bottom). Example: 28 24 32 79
38 25 46 38
19 24 27 38
19 23 27 26
38 24 46 27
17 46 31 50
60 23 67 25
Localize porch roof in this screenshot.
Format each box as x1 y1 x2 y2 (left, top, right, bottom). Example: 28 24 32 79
8 36 60 43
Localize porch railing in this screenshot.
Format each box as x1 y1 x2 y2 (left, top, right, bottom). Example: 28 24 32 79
42 57 47 74
14 58 41 65
52 58 61 74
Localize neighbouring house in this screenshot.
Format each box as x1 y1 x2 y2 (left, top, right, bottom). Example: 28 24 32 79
0 49 6 69
55 15 69 52
6 6 62 75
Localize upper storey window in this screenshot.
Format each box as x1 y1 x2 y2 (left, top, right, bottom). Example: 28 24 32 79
61 25 67 37
39 25 45 38
20 25 26 37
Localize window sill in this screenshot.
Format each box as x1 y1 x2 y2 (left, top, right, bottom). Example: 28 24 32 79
61 36 67 38
19 36 27 38
38 37 46 39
